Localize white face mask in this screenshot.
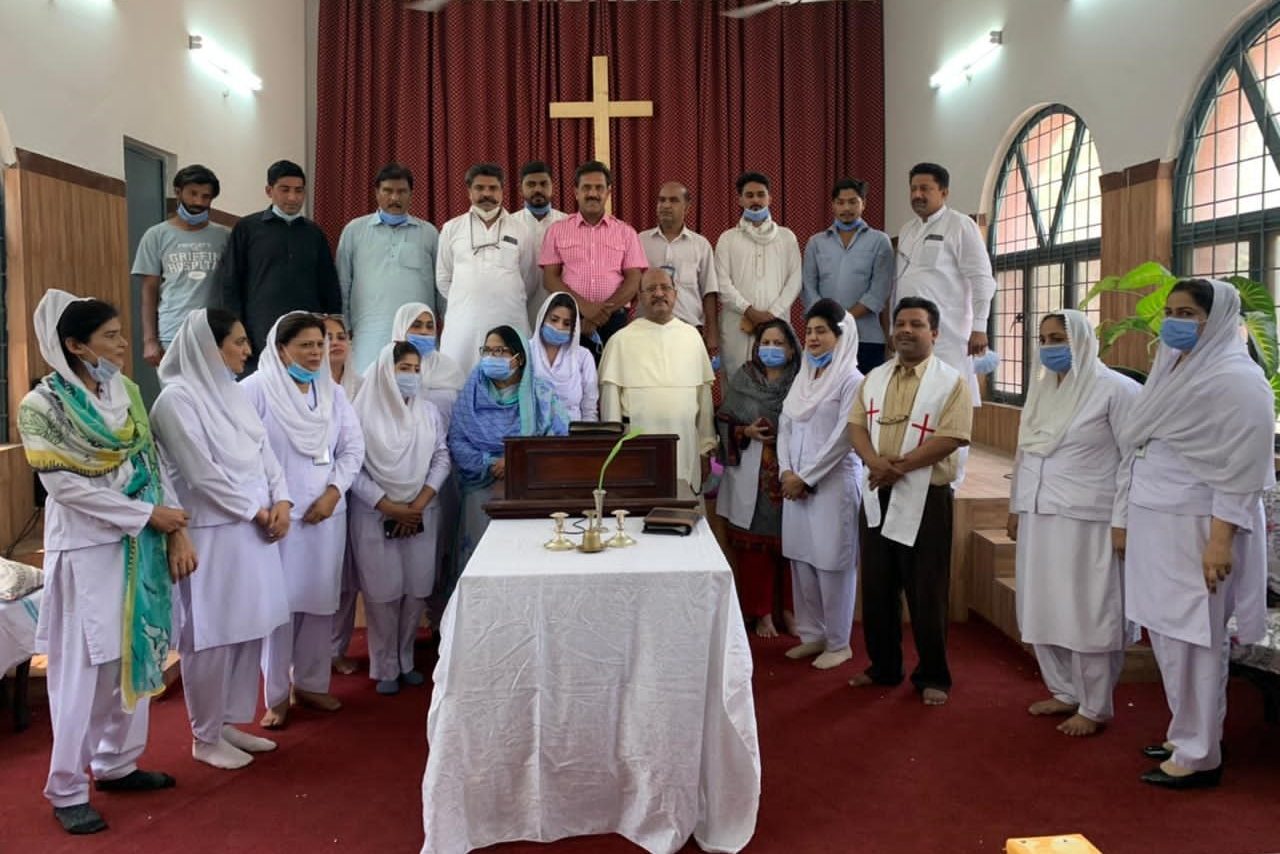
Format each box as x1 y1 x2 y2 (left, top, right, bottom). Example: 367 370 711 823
470 204 502 223
272 204 302 223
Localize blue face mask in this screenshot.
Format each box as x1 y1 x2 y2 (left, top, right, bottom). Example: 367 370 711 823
1160 317 1202 352
525 201 551 217
407 333 436 358
743 207 771 224
479 355 516 382
806 350 833 369
81 350 121 385
286 361 319 384
378 209 408 227
177 203 209 226
540 324 572 346
1038 344 1072 374
833 218 862 233
272 204 302 223
758 345 789 368
395 373 420 399
710 354 722 373
225 366 240 382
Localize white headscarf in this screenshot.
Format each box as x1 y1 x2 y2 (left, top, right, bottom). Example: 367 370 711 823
1017 309 1102 457
352 342 437 502
1117 279 1275 493
154 309 268 472
34 289 130 429
258 312 337 460
738 215 778 247
391 302 466 394
528 291 586 387
323 316 364 400
782 310 860 422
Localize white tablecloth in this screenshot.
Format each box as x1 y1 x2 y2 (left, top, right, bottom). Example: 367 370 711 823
421 518 760 854
1 590 41 675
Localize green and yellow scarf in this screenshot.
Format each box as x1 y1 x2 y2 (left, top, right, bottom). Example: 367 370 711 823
18 373 171 711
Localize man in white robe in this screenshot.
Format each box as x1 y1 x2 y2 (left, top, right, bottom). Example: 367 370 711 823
715 171 802 377
512 160 568 328
437 163 536 376
599 266 716 491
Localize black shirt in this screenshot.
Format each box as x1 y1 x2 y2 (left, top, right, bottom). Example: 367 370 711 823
215 208 342 355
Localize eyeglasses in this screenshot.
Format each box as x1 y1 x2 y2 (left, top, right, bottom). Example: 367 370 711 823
479 346 514 357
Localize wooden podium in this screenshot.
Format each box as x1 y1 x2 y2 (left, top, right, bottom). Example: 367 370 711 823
482 433 699 519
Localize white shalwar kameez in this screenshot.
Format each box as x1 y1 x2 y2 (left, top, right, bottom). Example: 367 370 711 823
779 314 864 653
512 206 568 328
714 217 802 377
241 318 366 708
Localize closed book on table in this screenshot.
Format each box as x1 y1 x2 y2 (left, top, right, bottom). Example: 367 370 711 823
643 506 701 535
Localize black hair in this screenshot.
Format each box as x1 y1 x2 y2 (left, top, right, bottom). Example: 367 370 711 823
465 162 504 186
57 299 119 365
894 296 941 331
392 341 420 364
804 298 845 337
909 162 950 190
520 160 553 181
1170 278 1215 314
206 307 241 347
320 313 350 338
753 318 797 356
374 162 414 190
485 325 527 370
174 164 221 197
267 159 306 186
274 313 326 348
736 171 770 194
1040 312 1067 331
545 293 579 326
574 160 612 187
832 177 868 200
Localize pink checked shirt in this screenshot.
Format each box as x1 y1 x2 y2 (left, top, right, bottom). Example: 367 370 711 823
538 213 648 303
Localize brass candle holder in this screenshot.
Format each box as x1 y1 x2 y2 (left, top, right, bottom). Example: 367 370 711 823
608 509 636 548
579 508 606 552
544 512 574 551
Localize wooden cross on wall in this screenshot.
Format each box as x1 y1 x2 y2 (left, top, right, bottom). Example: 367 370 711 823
549 56 653 214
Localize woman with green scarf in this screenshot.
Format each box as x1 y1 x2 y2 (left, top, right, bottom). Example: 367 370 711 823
18 290 196 835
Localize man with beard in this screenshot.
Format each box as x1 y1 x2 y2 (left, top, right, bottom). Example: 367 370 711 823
639 181 721 366
134 164 230 367
540 160 648 357
715 171 802 377
511 160 568 328
599 266 716 490
436 162 536 376
336 163 441 372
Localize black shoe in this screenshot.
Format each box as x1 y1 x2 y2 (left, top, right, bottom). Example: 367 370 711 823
1140 765 1223 789
94 769 176 792
1142 743 1172 761
53 803 108 834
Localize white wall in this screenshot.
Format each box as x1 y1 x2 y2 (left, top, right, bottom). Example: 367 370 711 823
0 0 307 214
883 0 1270 228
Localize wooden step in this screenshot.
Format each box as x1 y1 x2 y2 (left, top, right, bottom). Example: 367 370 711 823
8 534 44 568
24 650 184 703
966 528 1015 628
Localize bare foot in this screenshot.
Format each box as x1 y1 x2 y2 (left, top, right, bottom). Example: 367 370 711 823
259 700 289 730
922 688 948 706
848 673 875 688
782 610 798 637
754 615 778 639
1028 697 1078 716
293 689 342 712
1057 713 1103 737
332 656 357 675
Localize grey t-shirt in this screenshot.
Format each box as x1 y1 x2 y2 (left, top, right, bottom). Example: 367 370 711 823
132 220 231 345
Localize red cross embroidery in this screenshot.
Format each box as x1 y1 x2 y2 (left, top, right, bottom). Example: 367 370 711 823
910 413 936 444
866 398 880 427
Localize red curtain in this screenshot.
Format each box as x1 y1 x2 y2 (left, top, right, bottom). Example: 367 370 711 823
314 0 885 249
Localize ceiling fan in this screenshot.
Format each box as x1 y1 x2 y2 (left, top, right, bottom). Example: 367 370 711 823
404 0 452 11
723 0 866 20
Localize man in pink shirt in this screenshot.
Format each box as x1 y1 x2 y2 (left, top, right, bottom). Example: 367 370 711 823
539 160 648 356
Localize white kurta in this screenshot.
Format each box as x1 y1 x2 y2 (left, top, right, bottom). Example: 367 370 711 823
1012 369 1138 652
437 210 536 376
894 206 997 401
599 318 716 490
348 401 451 603
155 385 292 651
512 207 568 328
714 225 802 376
778 368 863 573
241 376 366 617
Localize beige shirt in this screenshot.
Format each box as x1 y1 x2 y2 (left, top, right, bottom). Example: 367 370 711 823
848 356 972 486
639 226 719 328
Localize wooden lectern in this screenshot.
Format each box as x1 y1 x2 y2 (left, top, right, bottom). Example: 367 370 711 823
482 433 698 519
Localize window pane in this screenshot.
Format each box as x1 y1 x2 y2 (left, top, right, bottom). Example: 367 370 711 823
991 268 1024 398
1189 241 1250 277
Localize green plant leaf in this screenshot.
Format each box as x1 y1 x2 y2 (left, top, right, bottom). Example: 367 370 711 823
1079 262 1175 307
598 428 645 491
1228 276 1276 314
1096 316 1155 355
1244 309 1279 376
1271 372 1280 419
1134 281 1176 332
1078 275 1121 308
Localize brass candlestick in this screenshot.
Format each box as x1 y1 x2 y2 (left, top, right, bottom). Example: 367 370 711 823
544 512 574 551
608 509 636 548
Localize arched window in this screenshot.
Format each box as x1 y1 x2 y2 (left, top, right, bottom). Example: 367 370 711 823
1175 3 1280 287
987 105 1102 403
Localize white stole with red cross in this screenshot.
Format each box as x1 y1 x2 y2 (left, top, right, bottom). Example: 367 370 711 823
861 355 959 546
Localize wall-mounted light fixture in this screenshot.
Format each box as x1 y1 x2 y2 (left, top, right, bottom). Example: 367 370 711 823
188 33 262 95
929 30 1003 91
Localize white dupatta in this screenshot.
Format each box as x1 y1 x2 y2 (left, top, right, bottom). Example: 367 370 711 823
352 343 436 503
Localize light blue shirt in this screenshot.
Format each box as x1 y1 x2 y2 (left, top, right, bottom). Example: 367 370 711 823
336 212 440 372
801 223 894 344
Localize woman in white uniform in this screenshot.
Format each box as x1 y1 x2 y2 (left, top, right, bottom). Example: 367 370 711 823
323 313 364 676
1118 279 1273 788
392 302 466 426
241 313 366 728
778 298 864 670
18 291 195 834
348 342 451 694
528 292 598 421
151 308 292 768
1007 310 1139 737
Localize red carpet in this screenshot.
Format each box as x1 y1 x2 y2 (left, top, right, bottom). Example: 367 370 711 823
1 622 1278 854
